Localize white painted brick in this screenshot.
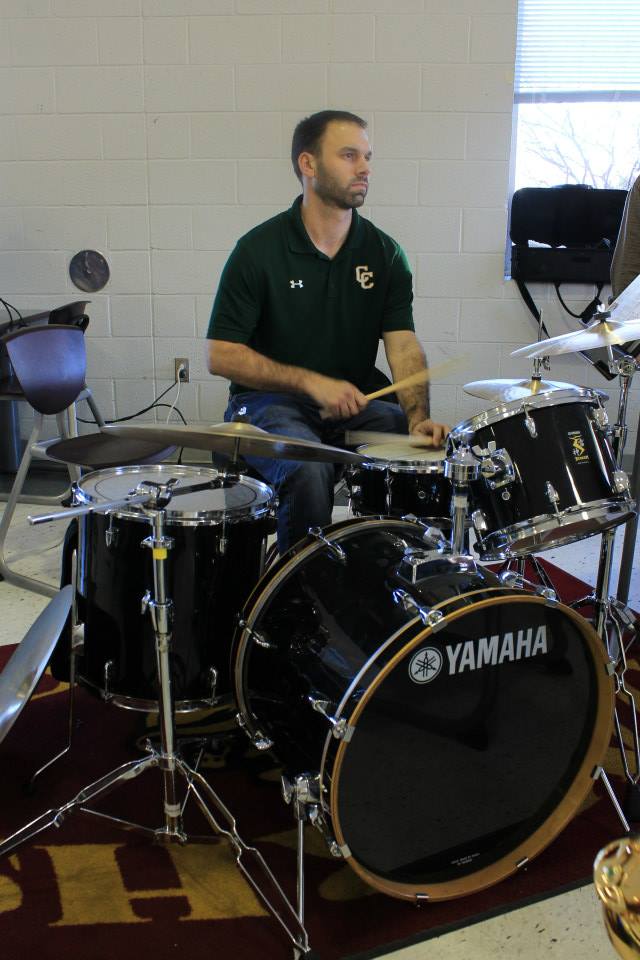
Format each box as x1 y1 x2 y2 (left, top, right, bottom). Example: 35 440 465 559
107 206 149 250
149 160 235 204
376 14 469 63
422 64 514 113
152 295 196 337
153 336 209 381
425 0 515 11
0 28 9 66
329 64 420 111
79 379 115 423
56 67 144 113
0 118 17 161
0 209 23 250
462 207 508 253
85 337 153 380
105 251 151 295
374 113 465 160
419 160 509 207
153 379 198 423
1 0 51 14
190 16 281 64
470 14 517 62
192 204 282 250
142 0 232 13
429 383 458 426
0 252 67 293
110 295 152 336
0 162 144 206
80 296 109 337
114 379 158 422
332 0 422 10
149 206 192 250
238 160 298 205
196 293 214 337
143 18 187 64
367 161 418 205
144 65 234 112
0 67 54 114
369 206 461 253
416 253 507 298
151 250 228 294
466 112 513 160
198 378 231 423
282 15 374 63
147 114 189 158
460 298 534 342
15 116 101 160
238 0 327 10
101 114 146 159
413 297 459 342
98 17 142 65
10 18 97 66
238 64 326 112
191 112 282 159
22 206 108 250
53 0 139 14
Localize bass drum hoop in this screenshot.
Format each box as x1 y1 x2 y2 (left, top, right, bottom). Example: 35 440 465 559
327 592 613 901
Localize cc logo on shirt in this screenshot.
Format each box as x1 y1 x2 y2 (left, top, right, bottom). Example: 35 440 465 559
355 265 374 289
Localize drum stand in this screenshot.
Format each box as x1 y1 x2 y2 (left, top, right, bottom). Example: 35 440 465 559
572 352 640 820
0 480 310 957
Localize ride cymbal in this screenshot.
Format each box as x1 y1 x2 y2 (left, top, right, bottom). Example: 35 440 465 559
100 421 367 464
512 317 640 359
464 377 584 403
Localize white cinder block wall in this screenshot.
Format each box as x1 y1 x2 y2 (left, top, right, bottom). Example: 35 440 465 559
1 0 634 452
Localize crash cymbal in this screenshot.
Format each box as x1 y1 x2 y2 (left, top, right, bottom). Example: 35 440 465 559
512 317 640 359
101 421 367 464
464 377 584 403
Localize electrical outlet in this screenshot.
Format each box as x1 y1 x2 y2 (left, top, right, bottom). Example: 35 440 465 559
174 358 189 383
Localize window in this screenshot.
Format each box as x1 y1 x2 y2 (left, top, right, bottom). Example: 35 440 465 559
514 0 640 191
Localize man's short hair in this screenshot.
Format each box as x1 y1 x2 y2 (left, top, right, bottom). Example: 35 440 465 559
291 110 367 183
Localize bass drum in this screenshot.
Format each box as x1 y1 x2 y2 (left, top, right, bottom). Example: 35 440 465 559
233 517 613 901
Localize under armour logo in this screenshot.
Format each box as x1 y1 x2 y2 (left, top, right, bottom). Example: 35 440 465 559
290 280 304 288
355 265 374 289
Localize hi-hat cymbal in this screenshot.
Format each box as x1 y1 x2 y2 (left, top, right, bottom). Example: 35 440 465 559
512 317 640 359
101 421 367 464
464 377 586 403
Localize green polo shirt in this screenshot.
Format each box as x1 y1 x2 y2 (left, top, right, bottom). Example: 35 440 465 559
207 196 414 395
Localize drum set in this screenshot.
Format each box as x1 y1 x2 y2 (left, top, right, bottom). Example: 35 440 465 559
0 309 640 957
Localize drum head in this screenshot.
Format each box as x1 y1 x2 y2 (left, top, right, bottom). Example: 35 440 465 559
76 464 273 523
358 440 444 467
329 593 612 900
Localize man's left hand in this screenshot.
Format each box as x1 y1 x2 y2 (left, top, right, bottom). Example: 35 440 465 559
408 418 449 448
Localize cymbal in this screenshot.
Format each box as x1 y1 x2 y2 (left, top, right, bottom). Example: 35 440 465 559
47 433 176 468
464 377 585 403
512 317 640 359
101 421 367 464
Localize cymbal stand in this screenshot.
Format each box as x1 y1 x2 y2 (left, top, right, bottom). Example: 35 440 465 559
0 480 310 955
572 352 640 818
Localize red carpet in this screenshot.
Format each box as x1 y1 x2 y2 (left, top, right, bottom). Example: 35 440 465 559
0 560 636 960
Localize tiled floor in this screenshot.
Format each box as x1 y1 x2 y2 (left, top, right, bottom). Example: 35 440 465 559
0 488 636 960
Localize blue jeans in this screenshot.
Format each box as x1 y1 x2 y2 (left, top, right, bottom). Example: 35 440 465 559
224 391 408 553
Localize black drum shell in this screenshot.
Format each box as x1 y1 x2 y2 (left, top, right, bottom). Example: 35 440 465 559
75 467 274 709
347 459 452 522
453 393 634 558
233 517 613 901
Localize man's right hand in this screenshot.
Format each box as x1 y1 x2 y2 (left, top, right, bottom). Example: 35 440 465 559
307 373 368 420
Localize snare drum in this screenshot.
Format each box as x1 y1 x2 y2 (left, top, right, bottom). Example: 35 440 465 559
233 517 613 901
451 388 634 560
347 440 451 523
74 464 274 711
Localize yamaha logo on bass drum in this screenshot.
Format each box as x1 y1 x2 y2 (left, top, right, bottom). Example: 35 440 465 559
409 625 549 684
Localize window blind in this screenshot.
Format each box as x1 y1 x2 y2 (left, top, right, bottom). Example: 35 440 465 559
515 0 640 102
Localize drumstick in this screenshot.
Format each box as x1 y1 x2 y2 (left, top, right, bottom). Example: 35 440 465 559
345 430 439 448
364 356 465 401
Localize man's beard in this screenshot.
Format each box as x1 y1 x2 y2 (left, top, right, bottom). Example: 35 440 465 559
313 161 368 209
